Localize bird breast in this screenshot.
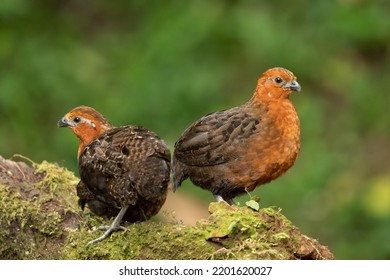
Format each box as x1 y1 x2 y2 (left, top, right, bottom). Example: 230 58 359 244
239 99 300 187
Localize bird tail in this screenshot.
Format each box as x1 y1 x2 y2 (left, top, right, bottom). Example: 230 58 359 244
172 156 187 192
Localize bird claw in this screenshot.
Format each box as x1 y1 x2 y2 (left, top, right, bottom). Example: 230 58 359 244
86 205 130 245
87 225 128 245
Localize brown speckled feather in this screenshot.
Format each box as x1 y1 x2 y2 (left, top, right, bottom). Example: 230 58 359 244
174 107 261 166
79 125 171 221
58 106 171 243
58 106 170 224
173 67 301 202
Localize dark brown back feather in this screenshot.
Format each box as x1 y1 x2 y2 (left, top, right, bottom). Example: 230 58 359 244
174 105 262 167
79 125 171 220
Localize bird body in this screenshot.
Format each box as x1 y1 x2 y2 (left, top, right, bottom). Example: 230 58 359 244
58 106 170 244
173 67 301 203
78 125 170 221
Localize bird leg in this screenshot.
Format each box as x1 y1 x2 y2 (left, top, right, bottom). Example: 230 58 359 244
138 207 148 221
214 195 235 206
87 204 130 245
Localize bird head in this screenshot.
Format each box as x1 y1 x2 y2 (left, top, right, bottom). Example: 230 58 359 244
58 106 113 157
251 67 301 104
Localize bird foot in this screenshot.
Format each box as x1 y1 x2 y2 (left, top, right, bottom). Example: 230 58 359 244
97 225 128 232
214 195 235 206
87 225 127 245
86 204 130 245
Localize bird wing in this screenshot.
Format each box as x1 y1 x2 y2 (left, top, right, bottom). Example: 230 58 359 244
79 126 171 205
174 106 261 166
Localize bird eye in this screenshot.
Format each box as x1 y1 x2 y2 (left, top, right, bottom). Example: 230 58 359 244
73 117 81 123
275 77 283 84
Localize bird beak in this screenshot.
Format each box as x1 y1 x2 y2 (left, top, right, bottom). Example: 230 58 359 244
57 117 71 128
284 80 301 92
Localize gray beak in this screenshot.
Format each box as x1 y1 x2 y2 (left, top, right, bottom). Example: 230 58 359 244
57 117 70 128
284 80 301 92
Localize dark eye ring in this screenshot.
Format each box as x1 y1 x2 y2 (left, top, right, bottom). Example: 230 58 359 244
275 77 283 84
73 117 81 123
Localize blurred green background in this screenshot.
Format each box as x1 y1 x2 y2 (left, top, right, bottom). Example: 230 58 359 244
1 0 389 259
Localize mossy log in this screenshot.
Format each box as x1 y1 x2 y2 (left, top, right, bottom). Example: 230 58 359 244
0 155 333 260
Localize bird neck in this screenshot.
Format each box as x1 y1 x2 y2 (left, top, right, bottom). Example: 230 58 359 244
267 98 300 143
73 122 112 158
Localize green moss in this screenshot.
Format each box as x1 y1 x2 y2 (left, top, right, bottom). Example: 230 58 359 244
34 160 79 209
61 219 215 260
0 160 81 259
197 202 296 260
0 157 333 260
60 201 314 260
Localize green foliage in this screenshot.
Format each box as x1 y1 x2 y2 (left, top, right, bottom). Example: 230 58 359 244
0 0 389 259
245 200 260 212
